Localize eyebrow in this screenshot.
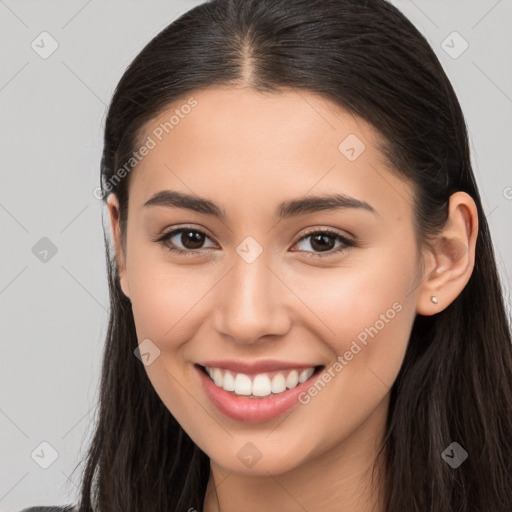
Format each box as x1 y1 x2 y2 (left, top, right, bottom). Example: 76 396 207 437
142 190 377 219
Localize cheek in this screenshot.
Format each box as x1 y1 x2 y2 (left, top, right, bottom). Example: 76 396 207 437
127 251 213 343
298 247 417 384
291 268 415 444
126 256 211 429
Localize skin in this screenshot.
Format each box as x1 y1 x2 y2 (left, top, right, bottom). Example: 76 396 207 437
107 86 478 512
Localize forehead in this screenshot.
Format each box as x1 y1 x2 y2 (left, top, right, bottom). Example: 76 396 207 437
128 86 413 222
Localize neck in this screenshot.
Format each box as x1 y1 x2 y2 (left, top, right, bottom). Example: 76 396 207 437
203 394 389 512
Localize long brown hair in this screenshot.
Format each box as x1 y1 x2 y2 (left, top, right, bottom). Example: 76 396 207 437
70 0 512 510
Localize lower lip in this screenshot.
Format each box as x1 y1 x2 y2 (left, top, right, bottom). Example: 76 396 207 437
196 365 319 423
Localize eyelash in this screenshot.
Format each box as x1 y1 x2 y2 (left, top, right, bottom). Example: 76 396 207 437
153 226 356 258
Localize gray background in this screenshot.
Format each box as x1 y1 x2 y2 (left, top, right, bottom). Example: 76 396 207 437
1 1 511 510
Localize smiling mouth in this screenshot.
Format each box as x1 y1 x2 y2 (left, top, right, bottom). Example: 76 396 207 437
196 364 324 398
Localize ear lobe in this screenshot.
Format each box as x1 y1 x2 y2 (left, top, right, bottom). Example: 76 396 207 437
106 193 131 300
416 191 478 316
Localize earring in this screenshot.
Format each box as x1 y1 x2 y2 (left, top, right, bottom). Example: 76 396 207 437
431 296 438 304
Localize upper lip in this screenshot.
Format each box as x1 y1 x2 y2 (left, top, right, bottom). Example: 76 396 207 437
197 359 321 374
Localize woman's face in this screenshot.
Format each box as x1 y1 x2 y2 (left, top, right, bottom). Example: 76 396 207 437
109 86 426 475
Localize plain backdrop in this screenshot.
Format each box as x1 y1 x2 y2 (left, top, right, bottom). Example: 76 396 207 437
1 1 511 510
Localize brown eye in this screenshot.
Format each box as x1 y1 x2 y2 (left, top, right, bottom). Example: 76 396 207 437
292 229 355 258
154 227 355 258
177 230 206 250
156 228 217 254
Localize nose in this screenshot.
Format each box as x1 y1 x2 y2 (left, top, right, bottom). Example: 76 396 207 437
212 252 292 345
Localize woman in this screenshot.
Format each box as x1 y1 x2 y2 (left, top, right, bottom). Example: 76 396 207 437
22 0 512 510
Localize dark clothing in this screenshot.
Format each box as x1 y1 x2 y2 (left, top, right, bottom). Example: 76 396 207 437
20 506 76 512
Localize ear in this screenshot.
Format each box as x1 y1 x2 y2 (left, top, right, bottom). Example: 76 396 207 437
416 191 478 315
106 193 131 300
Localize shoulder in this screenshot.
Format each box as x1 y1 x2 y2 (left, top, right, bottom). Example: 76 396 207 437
19 506 77 512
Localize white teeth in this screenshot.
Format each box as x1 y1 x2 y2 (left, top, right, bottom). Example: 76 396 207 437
271 373 286 393
213 368 223 387
234 373 252 395
299 367 314 383
252 374 272 397
223 371 235 391
204 365 317 397
285 370 299 389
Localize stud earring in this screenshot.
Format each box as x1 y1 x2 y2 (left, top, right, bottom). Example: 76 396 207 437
431 296 438 304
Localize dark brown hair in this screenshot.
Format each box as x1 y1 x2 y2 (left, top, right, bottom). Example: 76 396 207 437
69 0 512 510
